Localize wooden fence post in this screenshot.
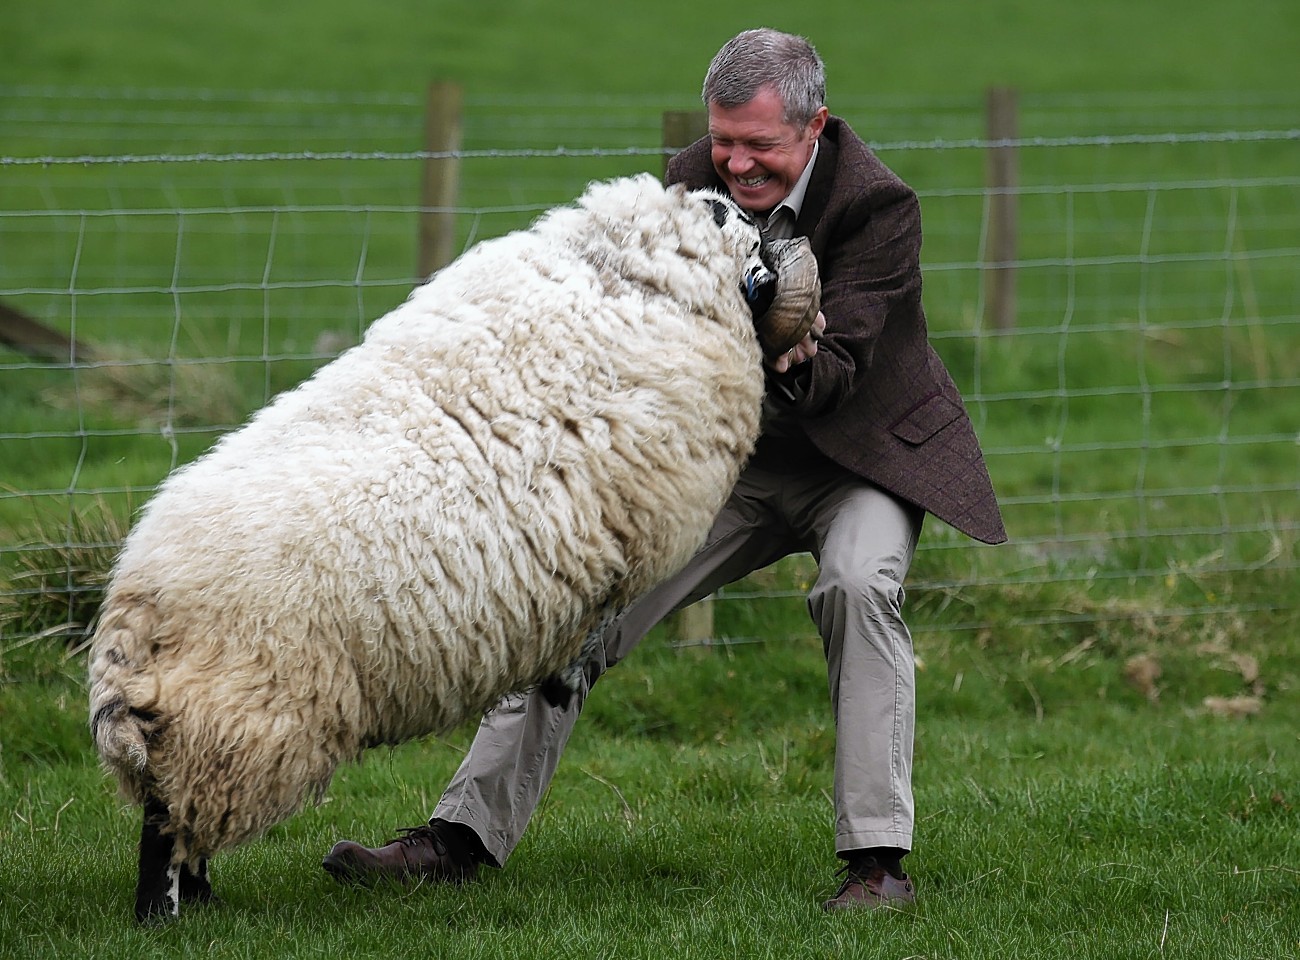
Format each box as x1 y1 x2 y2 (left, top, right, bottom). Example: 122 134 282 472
0 300 95 363
418 81 463 279
984 86 1019 331
661 110 708 175
673 598 716 652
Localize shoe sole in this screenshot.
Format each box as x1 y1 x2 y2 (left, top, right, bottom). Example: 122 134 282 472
321 847 479 887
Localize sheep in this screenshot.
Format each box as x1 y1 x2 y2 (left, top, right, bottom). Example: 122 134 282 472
86 172 820 922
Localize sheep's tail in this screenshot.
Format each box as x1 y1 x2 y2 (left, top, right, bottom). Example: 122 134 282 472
88 593 165 804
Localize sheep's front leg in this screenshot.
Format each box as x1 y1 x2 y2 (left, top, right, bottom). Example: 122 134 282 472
135 794 180 923
539 607 620 708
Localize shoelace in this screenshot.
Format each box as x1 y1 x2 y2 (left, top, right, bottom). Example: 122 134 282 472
392 825 450 854
830 862 855 896
833 857 907 890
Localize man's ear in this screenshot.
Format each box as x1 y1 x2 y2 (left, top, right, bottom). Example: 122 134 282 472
805 106 829 142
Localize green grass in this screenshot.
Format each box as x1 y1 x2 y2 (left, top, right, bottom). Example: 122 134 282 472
3 615 1298 958
4 0 1299 97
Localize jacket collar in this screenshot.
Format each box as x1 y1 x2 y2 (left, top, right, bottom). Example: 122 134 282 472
793 117 841 241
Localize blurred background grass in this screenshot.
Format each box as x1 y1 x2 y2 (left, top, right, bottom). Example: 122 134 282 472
4 0 1298 95
2 0 1295 683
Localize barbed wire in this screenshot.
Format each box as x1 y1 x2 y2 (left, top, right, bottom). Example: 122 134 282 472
4 128 1298 167
4 171 1299 219
5 83 1300 108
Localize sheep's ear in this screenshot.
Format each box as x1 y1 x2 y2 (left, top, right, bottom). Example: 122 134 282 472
706 198 730 228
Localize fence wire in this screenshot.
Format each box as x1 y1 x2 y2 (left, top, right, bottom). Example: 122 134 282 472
1 90 1296 645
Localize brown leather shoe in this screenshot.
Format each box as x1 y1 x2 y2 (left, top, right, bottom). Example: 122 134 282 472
821 858 916 911
322 822 481 886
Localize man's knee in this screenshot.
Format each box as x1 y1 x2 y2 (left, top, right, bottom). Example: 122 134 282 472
810 565 906 618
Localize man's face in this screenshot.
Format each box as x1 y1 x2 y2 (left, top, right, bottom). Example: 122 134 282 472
708 86 827 214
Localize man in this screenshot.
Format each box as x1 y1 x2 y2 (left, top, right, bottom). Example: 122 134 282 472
323 27 1005 911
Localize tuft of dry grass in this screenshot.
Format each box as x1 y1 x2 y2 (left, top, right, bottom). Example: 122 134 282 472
44 347 249 431
0 493 131 650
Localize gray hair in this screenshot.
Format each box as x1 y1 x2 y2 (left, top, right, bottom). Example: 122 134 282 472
701 28 826 127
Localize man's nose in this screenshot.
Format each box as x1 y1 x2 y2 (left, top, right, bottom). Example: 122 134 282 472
727 145 753 171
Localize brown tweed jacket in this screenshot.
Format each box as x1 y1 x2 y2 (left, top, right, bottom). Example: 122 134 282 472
667 116 1007 545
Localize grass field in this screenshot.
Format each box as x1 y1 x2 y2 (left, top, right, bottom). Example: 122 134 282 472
3 623 1298 958
2 1 1299 956
4 0 1299 96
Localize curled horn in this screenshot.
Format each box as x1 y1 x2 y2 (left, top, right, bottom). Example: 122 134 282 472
753 237 821 358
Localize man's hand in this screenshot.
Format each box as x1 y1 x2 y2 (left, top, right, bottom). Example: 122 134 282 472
766 311 826 373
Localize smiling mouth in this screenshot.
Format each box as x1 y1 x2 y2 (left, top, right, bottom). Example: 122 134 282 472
736 173 771 189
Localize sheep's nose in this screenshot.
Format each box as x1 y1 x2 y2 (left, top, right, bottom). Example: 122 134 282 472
742 262 777 304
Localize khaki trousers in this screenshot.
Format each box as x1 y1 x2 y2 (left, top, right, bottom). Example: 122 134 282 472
433 453 923 865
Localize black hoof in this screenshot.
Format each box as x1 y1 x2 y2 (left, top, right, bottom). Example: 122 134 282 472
134 860 218 922
180 858 218 905
135 890 178 924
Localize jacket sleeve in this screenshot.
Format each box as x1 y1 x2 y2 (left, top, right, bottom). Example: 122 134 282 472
787 177 924 419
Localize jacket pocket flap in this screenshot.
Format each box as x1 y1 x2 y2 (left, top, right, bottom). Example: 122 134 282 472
889 393 962 445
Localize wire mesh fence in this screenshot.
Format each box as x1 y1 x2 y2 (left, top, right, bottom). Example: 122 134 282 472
1 87 1296 645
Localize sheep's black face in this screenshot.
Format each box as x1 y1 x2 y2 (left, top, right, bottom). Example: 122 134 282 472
699 194 777 318
695 190 818 351
705 194 758 232
742 255 778 320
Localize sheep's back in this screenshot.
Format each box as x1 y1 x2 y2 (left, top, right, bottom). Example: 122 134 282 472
106 203 762 757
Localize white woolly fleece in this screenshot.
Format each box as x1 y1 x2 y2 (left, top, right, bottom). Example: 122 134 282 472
88 174 769 863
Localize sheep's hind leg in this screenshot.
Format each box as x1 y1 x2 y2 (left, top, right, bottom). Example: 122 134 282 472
179 858 216 905
135 793 181 923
